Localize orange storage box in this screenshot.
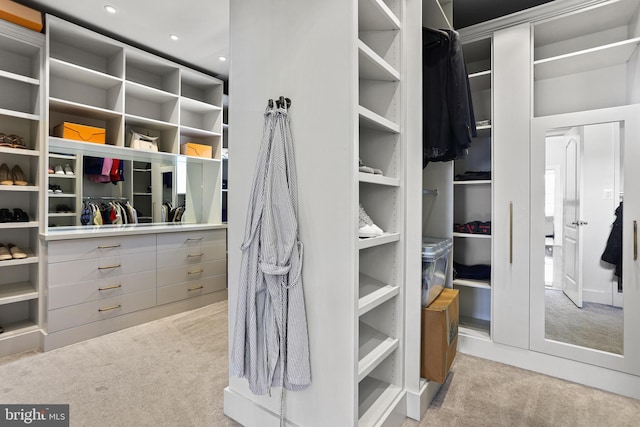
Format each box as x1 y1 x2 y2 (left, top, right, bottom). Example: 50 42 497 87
181 142 212 158
0 0 43 32
54 122 106 144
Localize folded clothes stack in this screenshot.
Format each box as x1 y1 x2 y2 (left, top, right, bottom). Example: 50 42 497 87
454 170 491 181
454 262 491 281
454 221 491 235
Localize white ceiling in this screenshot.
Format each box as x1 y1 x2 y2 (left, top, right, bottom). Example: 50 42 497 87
17 0 230 79
15 0 552 82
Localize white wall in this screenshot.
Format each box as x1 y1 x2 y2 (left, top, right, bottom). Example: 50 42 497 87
226 1 359 425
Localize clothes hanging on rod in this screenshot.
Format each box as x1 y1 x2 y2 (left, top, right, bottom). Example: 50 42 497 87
230 98 310 414
422 27 477 167
81 199 138 226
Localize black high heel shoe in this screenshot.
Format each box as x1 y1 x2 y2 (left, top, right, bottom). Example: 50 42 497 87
13 208 29 222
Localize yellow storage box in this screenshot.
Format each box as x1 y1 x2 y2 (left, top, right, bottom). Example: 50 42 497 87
181 142 212 158
54 122 106 144
0 0 43 32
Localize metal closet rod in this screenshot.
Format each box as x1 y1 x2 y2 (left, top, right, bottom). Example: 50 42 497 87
83 196 129 201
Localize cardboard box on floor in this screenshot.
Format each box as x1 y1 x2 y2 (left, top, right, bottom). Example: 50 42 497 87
420 288 459 383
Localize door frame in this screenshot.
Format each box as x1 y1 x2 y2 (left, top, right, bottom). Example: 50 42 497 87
530 105 640 375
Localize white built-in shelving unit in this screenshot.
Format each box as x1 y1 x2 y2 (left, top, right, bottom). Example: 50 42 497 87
45 15 223 228
453 34 493 337
0 19 43 356
357 0 404 425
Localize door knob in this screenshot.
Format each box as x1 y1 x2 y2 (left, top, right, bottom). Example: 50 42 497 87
571 221 588 226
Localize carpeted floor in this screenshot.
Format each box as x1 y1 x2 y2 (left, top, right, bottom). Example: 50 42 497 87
545 288 623 354
1 299 639 426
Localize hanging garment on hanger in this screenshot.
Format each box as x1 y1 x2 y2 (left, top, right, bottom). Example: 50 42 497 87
422 28 477 166
602 201 623 289
230 102 311 399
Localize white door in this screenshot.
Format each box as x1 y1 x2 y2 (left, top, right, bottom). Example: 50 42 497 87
562 137 583 308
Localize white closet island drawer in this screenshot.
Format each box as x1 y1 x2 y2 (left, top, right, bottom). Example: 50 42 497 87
47 234 157 263
47 289 157 332
48 252 156 287
157 274 227 305
156 229 225 251
156 259 227 288
48 270 157 310
156 243 226 267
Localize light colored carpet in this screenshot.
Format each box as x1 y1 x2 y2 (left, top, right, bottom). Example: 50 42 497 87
545 288 623 354
1 299 639 427
0 300 240 427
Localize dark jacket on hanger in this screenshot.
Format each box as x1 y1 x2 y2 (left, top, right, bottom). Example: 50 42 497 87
422 28 477 167
602 202 623 280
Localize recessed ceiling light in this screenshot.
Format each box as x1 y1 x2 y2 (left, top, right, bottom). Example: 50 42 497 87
170 34 179 41
219 56 227 62
104 5 117 14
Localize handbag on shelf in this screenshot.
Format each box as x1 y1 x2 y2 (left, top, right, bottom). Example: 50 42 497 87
130 130 159 152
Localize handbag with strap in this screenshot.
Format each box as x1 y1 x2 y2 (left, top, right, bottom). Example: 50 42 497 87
130 130 159 152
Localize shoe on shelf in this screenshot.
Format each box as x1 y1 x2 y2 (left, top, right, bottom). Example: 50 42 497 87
50 184 63 193
48 165 55 174
0 133 10 148
56 204 72 213
0 208 12 222
358 158 383 175
7 243 27 259
13 208 29 222
0 243 12 261
358 203 384 238
11 165 28 186
8 135 26 149
63 164 74 175
54 165 65 175
0 163 13 185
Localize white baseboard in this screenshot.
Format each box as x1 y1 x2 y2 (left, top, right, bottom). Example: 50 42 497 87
406 378 440 421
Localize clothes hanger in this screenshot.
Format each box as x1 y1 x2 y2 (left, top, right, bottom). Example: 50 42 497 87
423 26 449 48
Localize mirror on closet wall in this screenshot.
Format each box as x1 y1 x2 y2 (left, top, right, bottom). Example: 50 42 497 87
46 148 217 230
530 105 640 375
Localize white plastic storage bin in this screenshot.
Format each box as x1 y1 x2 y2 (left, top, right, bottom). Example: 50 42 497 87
422 237 452 307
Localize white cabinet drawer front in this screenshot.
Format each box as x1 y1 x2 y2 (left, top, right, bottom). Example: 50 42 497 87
48 270 157 310
156 229 225 251
47 234 157 263
157 275 227 305
48 252 157 287
156 259 227 288
47 289 156 333
156 243 226 267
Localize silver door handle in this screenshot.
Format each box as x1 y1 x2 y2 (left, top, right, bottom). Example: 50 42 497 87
571 221 589 226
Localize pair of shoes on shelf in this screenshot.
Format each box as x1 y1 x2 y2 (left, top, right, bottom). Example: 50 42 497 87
0 133 26 149
359 203 384 238
0 208 29 222
48 184 63 193
0 242 27 260
359 158 383 175
54 164 74 175
56 204 73 213
0 163 28 186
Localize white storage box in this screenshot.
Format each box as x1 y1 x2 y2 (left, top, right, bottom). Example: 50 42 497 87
422 237 452 307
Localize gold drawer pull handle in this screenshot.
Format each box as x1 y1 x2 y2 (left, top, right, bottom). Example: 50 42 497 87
98 284 122 291
509 202 513 264
188 269 204 275
634 220 637 261
98 244 121 249
188 285 204 292
186 237 203 241
98 304 121 312
98 264 121 270
187 253 204 258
